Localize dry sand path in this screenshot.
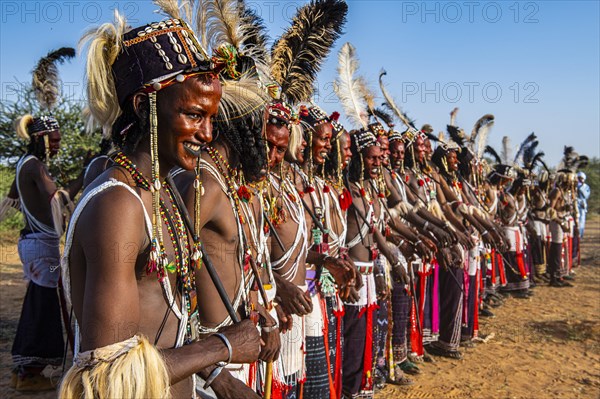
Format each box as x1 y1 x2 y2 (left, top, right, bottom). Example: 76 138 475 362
1 217 599 399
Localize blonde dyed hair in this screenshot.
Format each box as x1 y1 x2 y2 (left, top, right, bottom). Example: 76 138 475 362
286 123 304 162
15 114 34 141
59 335 170 399
78 11 128 136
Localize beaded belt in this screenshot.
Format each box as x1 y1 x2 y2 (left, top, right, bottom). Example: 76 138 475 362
355 261 374 275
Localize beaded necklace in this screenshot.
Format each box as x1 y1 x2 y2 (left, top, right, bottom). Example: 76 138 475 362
206 146 245 224
113 152 198 339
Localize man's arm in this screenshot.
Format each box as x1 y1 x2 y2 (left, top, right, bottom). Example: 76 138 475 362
76 187 258 385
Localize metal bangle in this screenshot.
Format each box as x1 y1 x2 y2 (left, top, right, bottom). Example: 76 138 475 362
203 366 224 389
213 332 232 366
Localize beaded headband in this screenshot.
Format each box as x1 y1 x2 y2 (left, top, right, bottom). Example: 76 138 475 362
113 18 212 106
28 115 60 136
368 122 387 138
299 105 330 128
352 128 379 152
388 129 403 143
267 100 296 128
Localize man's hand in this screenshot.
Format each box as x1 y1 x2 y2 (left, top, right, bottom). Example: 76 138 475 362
415 241 432 261
375 273 389 300
391 262 409 285
256 306 281 362
274 305 293 334
219 319 261 364
420 235 438 255
431 226 452 247
275 278 313 316
259 324 281 362
323 256 356 287
209 368 261 399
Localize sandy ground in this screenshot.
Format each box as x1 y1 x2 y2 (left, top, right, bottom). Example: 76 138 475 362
0 217 599 399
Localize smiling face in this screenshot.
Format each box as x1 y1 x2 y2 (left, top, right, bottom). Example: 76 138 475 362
363 145 382 180
266 122 290 169
447 150 459 172
389 140 405 171
340 132 352 169
47 130 61 157
424 138 433 162
378 136 390 167
156 75 221 171
311 123 333 165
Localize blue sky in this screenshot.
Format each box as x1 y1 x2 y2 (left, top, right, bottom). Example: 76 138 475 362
1 0 598 166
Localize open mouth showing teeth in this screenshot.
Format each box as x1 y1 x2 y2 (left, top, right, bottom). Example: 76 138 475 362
183 142 202 156
371 168 380 174
320 152 329 159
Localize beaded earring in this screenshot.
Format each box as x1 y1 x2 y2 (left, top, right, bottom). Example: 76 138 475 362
43 134 50 165
191 158 203 267
336 138 343 188
307 129 314 185
148 92 168 278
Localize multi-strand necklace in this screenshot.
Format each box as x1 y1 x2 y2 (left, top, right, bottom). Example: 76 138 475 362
113 152 197 338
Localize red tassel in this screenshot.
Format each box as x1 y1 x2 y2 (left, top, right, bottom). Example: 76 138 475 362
361 304 376 391
323 185 330 193
339 188 353 211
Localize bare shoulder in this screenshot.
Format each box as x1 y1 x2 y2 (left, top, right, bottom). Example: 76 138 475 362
75 180 147 254
20 156 48 178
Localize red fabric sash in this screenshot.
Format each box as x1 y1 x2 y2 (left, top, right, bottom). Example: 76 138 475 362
515 230 528 279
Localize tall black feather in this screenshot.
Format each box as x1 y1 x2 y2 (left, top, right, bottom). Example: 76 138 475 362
32 47 76 111
528 151 545 171
523 140 539 168
368 107 394 127
381 102 417 129
447 125 465 147
238 1 271 63
271 0 348 104
425 133 439 142
539 159 550 172
513 132 536 164
484 145 502 164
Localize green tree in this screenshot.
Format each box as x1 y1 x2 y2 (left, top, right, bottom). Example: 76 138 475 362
0 84 102 185
0 84 102 234
581 157 599 215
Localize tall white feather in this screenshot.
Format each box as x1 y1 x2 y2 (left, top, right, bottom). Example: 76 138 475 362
334 43 368 129
501 136 512 165
475 120 494 159
206 0 245 50
450 107 459 126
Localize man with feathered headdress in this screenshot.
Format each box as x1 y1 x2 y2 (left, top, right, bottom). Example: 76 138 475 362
547 146 587 287
60 10 266 399
0 48 89 391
